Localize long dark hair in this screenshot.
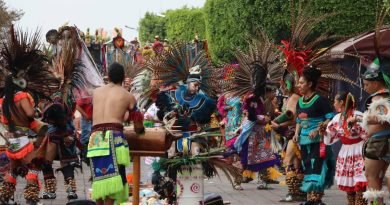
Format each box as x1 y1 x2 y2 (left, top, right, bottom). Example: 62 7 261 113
335 91 348 102
302 66 322 89
2 75 22 132
252 62 267 98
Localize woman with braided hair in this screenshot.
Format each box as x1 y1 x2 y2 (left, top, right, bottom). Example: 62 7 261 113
325 92 368 205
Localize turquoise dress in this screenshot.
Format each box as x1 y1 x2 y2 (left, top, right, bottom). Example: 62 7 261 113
224 96 242 146
296 94 335 193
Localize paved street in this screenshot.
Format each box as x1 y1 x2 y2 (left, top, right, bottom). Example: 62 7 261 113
10 159 389 205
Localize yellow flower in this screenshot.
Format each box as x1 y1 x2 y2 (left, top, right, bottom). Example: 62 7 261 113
265 123 272 132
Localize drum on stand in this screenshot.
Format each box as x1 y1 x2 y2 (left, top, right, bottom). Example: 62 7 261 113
124 126 172 156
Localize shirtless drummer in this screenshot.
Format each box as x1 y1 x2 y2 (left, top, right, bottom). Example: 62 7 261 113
87 62 144 205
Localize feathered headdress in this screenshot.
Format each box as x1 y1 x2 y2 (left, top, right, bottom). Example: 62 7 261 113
225 31 282 98
56 25 103 92
278 1 336 89
0 26 60 97
278 1 358 96
147 41 218 97
131 69 158 109
125 57 145 81
362 1 390 87
51 40 86 107
0 26 60 129
124 55 150 107
214 64 239 94
43 25 103 121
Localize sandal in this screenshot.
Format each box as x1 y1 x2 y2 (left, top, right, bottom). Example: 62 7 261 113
233 183 244 190
256 181 269 190
279 194 293 202
242 177 253 183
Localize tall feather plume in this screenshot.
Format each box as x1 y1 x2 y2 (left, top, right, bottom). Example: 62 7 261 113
147 41 218 97
215 64 238 94
288 2 338 56
309 52 362 97
125 57 145 80
131 69 159 109
278 0 340 77
374 0 390 59
225 31 283 97
126 55 148 106
0 25 60 98
373 0 390 88
276 0 351 97
51 40 86 109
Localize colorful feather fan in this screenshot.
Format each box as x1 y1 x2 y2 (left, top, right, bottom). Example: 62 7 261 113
278 1 360 97
131 69 159 109
216 64 239 94
147 42 218 97
374 0 390 88
51 40 86 105
278 1 339 75
125 56 145 81
225 31 283 98
0 26 60 98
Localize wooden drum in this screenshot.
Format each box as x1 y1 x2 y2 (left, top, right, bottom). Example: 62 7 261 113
124 126 172 157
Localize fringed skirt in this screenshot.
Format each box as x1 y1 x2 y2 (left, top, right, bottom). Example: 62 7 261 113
88 123 130 202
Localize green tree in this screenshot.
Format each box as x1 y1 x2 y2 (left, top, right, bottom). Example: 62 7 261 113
204 0 385 63
138 12 166 44
165 7 206 41
0 0 23 30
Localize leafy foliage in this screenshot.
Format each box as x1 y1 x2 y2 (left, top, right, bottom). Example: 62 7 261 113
138 0 388 63
138 12 166 44
204 0 388 63
165 7 206 41
0 0 23 31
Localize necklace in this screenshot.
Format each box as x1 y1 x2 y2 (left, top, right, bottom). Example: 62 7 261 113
303 92 316 103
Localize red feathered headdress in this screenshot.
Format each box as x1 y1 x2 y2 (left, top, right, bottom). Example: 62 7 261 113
278 40 311 76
